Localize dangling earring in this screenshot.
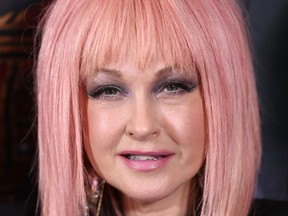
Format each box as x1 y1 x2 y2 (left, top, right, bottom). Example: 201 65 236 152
85 170 105 216
96 180 105 216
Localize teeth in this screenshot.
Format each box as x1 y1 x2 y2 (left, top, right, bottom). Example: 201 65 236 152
127 155 162 161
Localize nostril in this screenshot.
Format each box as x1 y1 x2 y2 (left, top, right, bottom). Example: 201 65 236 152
152 131 158 135
128 132 134 136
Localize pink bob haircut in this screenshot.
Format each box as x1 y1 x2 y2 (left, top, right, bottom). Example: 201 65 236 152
36 0 261 215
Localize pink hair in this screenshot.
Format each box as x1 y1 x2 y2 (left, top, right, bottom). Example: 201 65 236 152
36 0 261 215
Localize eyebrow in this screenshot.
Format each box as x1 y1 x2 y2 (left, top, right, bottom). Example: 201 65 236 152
156 66 173 78
95 68 123 78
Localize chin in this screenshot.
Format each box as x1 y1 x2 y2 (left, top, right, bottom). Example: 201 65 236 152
121 189 172 204
114 179 189 204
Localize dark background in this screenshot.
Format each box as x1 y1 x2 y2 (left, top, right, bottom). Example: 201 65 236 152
0 1 44 215
242 0 288 215
0 0 287 215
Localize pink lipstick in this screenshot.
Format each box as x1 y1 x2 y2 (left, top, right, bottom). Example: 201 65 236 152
118 151 173 171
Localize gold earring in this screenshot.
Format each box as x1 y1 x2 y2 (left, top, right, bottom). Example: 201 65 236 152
96 180 105 216
85 170 105 216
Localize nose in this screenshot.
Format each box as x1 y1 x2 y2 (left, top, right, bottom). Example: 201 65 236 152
125 97 160 141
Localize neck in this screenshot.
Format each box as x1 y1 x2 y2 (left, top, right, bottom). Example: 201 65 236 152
122 181 196 216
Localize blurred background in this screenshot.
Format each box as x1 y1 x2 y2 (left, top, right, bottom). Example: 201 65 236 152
0 1 45 215
0 0 287 216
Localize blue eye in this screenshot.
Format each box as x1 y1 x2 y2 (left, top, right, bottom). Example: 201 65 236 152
88 86 125 100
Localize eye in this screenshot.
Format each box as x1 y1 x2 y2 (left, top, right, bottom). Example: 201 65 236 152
157 81 197 96
87 85 125 100
163 83 183 92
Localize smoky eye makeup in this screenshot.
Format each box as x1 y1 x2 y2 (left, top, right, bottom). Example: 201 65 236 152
85 76 128 100
84 68 128 100
86 85 127 99
84 66 199 100
153 75 198 97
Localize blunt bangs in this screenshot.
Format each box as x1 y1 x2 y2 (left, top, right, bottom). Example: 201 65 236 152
67 0 202 78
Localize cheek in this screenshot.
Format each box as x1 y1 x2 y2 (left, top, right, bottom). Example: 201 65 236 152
173 109 204 141
161 95 205 165
176 99 205 177
88 110 112 141
84 103 126 172
182 106 205 151
87 103 125 144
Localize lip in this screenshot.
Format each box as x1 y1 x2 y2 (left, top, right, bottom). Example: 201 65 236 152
118 150 174 172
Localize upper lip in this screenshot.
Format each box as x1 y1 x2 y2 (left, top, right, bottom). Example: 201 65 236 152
118 150 174 157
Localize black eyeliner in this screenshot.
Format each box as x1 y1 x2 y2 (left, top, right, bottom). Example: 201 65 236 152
153 77 198 94
87 85 127 99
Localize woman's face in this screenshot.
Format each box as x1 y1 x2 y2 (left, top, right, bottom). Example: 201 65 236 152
84 61 205 203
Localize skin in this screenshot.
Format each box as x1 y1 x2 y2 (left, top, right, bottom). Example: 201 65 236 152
83 61 205 216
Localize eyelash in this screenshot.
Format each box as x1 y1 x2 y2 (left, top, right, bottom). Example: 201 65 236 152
87 86 125 100
156 81 197 96
87 80 197 100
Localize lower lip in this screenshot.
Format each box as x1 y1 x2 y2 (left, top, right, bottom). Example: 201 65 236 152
120 156 172 171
